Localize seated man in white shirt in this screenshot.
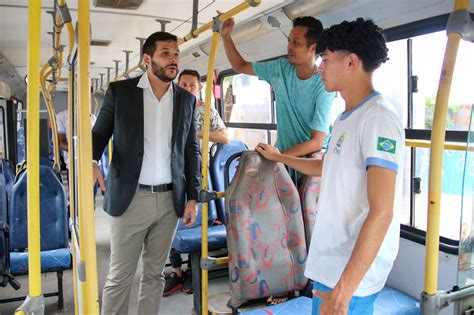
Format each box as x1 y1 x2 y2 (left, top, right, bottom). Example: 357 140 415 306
163 69 229 296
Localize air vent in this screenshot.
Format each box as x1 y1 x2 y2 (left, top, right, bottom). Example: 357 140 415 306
91 39 111 47
93 0 143 9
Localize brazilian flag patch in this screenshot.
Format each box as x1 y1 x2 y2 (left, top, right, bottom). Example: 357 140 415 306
377 137 396 154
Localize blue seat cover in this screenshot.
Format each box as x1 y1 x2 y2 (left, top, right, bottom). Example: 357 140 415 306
240 286 419 315
10 248 71 274
374 286 420 314
172 224 226 253
210 140 248 221
240 296 312 315
9 166 68 251
8 166 70 274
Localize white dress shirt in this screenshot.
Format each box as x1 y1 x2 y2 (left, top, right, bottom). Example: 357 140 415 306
136 73 173 185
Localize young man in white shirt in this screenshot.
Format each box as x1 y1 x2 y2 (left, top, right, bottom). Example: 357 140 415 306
256 18 405 314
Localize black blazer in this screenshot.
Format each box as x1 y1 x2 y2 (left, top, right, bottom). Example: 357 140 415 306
92 76 201 217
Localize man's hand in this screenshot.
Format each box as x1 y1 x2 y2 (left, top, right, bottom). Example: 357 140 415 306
255 143 282 162
313 288 351 315
182 200 198 227
220 17 235 38
93 162 106 194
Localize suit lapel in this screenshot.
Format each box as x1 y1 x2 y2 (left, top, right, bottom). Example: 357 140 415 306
133 80 144 149
172 83 182 148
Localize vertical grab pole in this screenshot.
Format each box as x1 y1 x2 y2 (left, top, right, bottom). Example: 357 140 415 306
15 1 44 314
424 0 469 295
77 0 100 313
200 18 221 315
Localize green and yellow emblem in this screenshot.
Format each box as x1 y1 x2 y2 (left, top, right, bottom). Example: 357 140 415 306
377 137 396 154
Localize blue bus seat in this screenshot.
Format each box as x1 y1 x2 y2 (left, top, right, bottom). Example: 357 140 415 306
240 286 420 314
225 151 307 309
210 140 248 222
240 296 312 314
374 286 420 314
100 144 110 179
7 166 70 310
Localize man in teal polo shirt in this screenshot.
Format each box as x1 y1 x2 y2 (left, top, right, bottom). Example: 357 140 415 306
221 16 334 157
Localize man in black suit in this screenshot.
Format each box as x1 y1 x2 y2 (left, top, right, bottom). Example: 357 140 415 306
92 31 201 315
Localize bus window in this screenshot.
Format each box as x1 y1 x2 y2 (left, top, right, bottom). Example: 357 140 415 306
412 31 474 131
223 74 272 124
221 73 275 146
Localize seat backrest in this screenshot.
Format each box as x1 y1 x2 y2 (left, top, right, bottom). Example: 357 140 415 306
210 140 248 221
298 152 324 247
100 144 110 179
299 176 321 247
9 166 68 251
225 151 307 308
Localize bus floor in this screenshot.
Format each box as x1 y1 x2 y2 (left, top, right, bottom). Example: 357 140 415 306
0 194 229 315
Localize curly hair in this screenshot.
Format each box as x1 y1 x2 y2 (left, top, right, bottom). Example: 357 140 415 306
316 18 388 72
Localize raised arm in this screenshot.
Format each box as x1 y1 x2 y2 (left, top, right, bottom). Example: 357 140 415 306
255 143 323 176
221 18 255 76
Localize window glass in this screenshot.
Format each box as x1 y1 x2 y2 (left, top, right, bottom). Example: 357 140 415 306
413 147 473 240
200 81 215 109
412 31 474 130
227 128 267 150
374 39 408 125
222 74 272 124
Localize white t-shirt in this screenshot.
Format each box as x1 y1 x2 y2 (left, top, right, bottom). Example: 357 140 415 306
57 110 97 169
304 92 405 297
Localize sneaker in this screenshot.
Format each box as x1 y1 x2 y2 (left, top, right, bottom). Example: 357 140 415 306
163 272 184 297
183 271 193 294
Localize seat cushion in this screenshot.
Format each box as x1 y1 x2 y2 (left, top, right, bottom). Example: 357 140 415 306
374 286 420 314
172 224 227 253
240 296 312 315
10 248 72 274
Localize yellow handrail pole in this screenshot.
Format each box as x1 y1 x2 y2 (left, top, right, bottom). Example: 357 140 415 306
102 0 261 90
405 139 471 151
62 2 80 312
201 28 220 315
77 0 100 313
15 1 43 314
178 0 261 45
424 0 468 295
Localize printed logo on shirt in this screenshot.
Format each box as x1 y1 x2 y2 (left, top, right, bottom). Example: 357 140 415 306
377 137 397 154
333 132 346 155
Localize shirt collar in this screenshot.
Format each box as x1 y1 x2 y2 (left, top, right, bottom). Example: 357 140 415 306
137 73 173 96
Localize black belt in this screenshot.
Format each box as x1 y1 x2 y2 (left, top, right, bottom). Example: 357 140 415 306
138 183 173 193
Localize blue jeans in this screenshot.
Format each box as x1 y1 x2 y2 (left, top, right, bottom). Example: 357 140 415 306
312 282 378 315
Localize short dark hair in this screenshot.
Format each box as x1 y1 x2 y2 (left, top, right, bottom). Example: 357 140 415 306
316 18 388 72
142 31 178 56
178 69 201 82
292 16 323 47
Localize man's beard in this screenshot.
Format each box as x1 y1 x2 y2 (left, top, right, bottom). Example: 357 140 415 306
151 60 178 82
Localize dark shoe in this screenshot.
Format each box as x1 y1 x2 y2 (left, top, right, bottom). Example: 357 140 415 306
183 272 193 294
163 272 184 297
